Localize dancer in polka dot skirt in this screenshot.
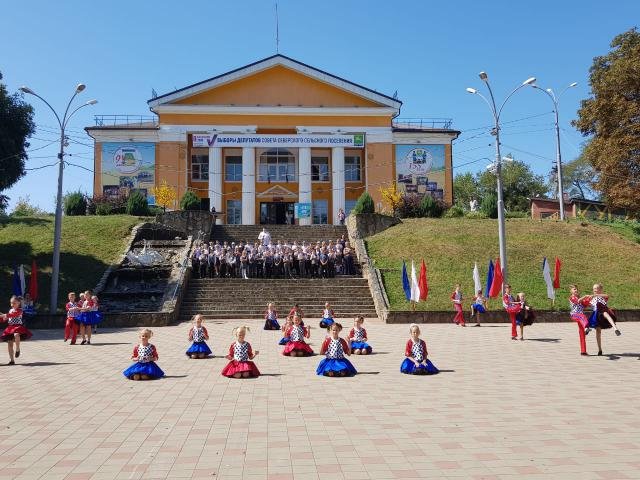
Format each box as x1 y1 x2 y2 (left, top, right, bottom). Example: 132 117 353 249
279 315 293 346
319 302 335 329
584 283 621 356
221 326 260 378
263 303 280 330
1 295 32 365
282 314 313 357
400 324 439 375
569 285 591 356
348 316 372 355
503 284 522 340
123 328 165 380
186 314 212 358
317 323 357 377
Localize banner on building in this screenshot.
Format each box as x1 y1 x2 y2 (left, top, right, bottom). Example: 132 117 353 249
101 143 156 201
395 145 445 200
193 133 365 148
294 202 312 219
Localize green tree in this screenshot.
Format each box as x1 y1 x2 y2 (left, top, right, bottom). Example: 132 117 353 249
126 191 149 216
559 151 598 200
180 190 201 210
477 159 547 212
353 191 375 214
453 172 479 208
0 72 35 210
573 28 640 213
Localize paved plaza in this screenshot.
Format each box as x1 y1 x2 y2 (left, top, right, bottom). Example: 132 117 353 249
0 319 639 480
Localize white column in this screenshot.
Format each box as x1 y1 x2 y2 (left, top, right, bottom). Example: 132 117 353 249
241 147 255 225
298 147 312 226
208 147 222 224
331 146 345 225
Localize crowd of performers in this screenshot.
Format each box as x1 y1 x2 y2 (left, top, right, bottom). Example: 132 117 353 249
0 282 624 372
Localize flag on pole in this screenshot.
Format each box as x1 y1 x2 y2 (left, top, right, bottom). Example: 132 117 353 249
473 262 482 294
542 257 555 300
418 259 428 301
19 265 26 298
12 266 21 296
488 258 503 298
401 261 411 301
553 257 561 289
410 260 420 303
29 259 38 301
485 259 494 298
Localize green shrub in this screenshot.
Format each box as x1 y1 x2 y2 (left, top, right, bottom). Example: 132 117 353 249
92 194 127 215
481 193 498 219
95 202 113 216
11 196 47 216
444 205 465 218
465 210 488 219
126 191 149 216
505 210 529 219
353 191 375 214
180 190 201 211
63 191 87 216
418 195 445 218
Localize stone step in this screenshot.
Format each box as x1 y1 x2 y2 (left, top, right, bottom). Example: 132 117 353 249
179 312 378 320
181 303 375 310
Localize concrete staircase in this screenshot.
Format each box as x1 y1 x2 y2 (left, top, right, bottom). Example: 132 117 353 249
179 278 377 320
210 224 349 245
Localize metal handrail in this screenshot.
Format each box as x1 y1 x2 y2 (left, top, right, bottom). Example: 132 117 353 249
94 114 158 127
392 117 454 129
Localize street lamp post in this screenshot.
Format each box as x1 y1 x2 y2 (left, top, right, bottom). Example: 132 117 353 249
530 82 577 221
466 72 536 284
19 84 97 313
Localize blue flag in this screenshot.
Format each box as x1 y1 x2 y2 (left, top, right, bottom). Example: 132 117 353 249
401 260 411 301
12 265 22 296
485 259 494 298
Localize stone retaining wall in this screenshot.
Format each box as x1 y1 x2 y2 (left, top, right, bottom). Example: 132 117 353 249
346 213 401 239
155 210 214 241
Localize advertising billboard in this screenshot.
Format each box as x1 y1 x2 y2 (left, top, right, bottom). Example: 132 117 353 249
395 145 445 200
101 143 156 203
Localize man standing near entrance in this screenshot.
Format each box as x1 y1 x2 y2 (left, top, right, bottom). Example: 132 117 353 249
258 227 271 247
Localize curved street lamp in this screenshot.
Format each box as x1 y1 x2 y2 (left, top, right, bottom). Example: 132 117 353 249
466 72 536 284
19 84 97 313
530 82 578 221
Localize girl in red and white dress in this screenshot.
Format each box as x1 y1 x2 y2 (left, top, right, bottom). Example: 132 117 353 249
584 283 621 356
400 324 439 375
319 302 335 329
282 314 313 356
503 284 522 340
569 285 591 356
186 314 212 358
450 284 466 326
122 328 164 380
1 296 32 365
514 292 535 340
317 323 357 377
64 292 81 344
348 316 372 354
470 290 488 327
263 302 280 330
221 326 260 378
79 290 101 344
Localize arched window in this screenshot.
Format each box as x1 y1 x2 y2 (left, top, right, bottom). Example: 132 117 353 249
258 148 296 182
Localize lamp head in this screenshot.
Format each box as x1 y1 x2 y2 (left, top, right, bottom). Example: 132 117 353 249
523 77 536 86
479 71 488 81
466 87 477 94
569 82 578 87
19 86 35 95
75 84 86 93
86 99 98 105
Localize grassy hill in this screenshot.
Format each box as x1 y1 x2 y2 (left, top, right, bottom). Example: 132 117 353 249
365 218 640 311
0 215 149 313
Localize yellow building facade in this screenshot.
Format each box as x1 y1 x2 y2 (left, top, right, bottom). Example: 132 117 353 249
87 55 459 225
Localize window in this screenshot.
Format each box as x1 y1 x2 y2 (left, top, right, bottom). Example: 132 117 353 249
344 200 357 216
312 200 328 225
311 157 329 182
227 200 242 224
191 154 209 181
225 156 242 182
258 149 296 182
345 155 361 182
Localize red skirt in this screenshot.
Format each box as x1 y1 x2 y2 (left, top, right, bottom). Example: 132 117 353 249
1 325 32 341
221 360 260 377
505 305 522 314
282 341 314 356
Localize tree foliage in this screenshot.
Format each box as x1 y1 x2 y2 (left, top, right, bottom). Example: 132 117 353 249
560 151 598 200
180 190 201 211
353 191 375 214
152 180 177 212
453 172 479 208
574 28 640 213
126 191 149 216
379 182 403 215
63 191 87 216
0 72 36 209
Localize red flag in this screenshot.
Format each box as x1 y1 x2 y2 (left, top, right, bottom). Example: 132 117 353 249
418 259 428 301
29 259 38 301
488 258 503 298
553 257 561 289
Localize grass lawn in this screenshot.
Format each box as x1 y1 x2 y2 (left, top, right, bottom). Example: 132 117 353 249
0 215 150 313
365 218 640 311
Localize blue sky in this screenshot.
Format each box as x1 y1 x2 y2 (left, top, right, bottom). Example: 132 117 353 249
1 0 638 211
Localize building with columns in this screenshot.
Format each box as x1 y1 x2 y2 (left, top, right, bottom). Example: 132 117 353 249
86 55 459 225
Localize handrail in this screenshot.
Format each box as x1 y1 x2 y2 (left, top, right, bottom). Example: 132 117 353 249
392 117 454 129
94 114 158 127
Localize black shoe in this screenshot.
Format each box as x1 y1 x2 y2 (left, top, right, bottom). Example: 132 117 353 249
15 350 20 358
8 360 15 365
584 328 591 336
80 340 86 345
615 329 621 336
598 350 603 356
87 339 91 345
581 352 589 356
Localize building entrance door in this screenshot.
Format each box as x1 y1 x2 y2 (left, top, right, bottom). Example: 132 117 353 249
260 202 294 224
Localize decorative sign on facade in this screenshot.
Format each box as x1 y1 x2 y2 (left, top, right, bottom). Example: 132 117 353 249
193 133 365 148
294 202 312 219
101 142 156 202
395 145 445 200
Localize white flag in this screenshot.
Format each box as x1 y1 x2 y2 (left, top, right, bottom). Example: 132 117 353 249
410 260 420 302
473 262 482 294
542 257 555 300
19 264 26 297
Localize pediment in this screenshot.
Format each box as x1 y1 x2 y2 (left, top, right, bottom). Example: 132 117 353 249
256 185 298 199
